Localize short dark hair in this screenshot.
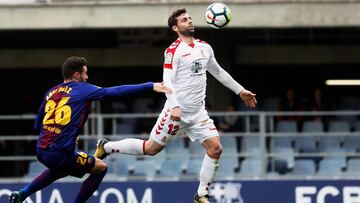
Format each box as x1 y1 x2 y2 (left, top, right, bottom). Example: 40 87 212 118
62 56 87 80
168 8 187 30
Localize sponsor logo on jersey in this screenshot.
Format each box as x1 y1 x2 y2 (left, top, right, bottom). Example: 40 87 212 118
191 60 203 75
182 53 191 57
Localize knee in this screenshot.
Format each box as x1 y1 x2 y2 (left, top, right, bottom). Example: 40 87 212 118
94 159 108 173
145 148 161 156
207 144 223 159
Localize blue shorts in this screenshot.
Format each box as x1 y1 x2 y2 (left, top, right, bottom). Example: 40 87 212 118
36 147 96 178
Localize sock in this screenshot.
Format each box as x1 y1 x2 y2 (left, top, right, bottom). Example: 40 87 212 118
19 169 65 201
197 154 219 196
73 167 107 203
104 138 145 155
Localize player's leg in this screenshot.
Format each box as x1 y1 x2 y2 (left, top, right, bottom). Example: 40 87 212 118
9 169 66 203
94 107 176 159
194 136 222 203
71 152 107 203
10 148 69 203
187 111 222 203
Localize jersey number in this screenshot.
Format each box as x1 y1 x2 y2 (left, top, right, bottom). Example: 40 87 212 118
167 124 179 136
43 97 72 126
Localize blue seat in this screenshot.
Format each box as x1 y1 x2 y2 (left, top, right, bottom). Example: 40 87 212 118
296 121 323 152
319 121 349 151
189 141 205 159
216 156 239 179
272 147 295 172
185 158 203 178
132 160 157 180
290 160 316 176
323 147 346 168
272 121 297 150
157 159 183 179
221 137 238 155
344 121 360 152
166 137 186 153
318 159 343 176
238 159 262 177
145 150 167 170
25 161 46 178
346 158 360 176
111 159 129 177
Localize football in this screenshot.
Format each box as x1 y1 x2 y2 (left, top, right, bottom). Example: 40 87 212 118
205 2 232 29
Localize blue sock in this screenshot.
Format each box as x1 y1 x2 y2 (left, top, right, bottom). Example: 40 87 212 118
19 169 65 201
73 167 107 203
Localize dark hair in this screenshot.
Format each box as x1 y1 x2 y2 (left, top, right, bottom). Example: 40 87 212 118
168 8 187 30
62 56 87 80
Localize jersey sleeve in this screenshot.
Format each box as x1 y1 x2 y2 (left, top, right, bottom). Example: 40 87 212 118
206 45 244 95
163 48 180 108
82 82 154 101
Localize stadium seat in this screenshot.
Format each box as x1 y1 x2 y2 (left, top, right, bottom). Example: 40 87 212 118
184 158 203 178
166 137 186 153
157 159 183 179
290 159 316 176
319 121 349 151
189 141 206 159
145 150 167 170
25 161 46 178
215 156 239 180
131 160 157 180
241 136 261 158
296 121 323 152
317 159 343 176
111 154 138 171
345 158 360 176
111 159 129 177
344 121 360 152
221 136 238 155
272 147 295 172
323 147 347 168
238 159 263 177
271 121 297 151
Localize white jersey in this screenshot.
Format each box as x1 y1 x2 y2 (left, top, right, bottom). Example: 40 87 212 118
163 38 244 117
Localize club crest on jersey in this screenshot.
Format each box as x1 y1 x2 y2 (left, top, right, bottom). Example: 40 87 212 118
191 60 203 75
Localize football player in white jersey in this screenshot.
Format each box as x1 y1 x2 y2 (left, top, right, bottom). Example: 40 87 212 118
94 8 257 203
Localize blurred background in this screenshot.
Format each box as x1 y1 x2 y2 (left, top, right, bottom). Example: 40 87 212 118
1 0 360 202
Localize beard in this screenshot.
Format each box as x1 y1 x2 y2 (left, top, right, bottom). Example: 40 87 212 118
180 27 195 37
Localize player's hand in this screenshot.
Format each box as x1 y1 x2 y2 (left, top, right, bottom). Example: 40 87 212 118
240 89 257 108
171 106 181 121
153 82 172 94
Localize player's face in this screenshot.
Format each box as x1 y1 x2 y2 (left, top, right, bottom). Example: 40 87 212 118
175 13 195 37
79 66 89 83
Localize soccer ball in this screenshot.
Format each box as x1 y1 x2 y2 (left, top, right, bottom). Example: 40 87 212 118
205 2 232 29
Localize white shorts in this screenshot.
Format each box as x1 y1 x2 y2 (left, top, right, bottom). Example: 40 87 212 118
150 106 219 146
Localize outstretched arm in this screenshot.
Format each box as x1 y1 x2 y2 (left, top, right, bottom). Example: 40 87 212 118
85 82 171 101
207 56 257 108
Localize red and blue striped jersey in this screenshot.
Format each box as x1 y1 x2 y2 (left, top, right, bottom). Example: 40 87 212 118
35 81 153 151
